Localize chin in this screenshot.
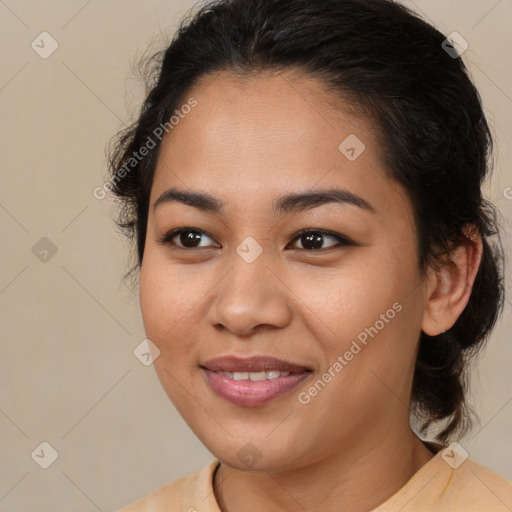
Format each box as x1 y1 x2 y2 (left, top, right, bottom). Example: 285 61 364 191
200 430 312 473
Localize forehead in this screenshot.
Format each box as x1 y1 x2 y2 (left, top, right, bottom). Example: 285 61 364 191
151 69 404 216
169 68 372 154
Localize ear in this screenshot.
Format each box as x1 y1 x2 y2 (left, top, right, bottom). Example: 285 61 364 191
421 225 483 336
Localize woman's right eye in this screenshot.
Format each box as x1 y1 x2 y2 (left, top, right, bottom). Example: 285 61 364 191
157 228 219 249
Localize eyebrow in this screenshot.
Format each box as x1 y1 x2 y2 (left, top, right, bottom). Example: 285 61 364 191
153 186 376 215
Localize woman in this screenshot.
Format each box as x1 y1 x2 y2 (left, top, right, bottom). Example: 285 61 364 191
110 0 511 510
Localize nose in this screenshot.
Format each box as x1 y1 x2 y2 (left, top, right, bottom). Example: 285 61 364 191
207 246 293 337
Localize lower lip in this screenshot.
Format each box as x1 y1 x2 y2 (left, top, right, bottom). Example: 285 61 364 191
201 368 312 406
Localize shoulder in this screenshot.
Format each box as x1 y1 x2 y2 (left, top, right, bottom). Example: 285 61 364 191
374 446 512 512
373 445 512 512
116 459 221 512
446 456 512 507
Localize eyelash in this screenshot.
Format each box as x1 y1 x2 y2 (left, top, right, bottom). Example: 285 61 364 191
157 227 357 252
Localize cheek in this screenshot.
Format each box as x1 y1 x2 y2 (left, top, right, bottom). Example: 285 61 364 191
296 247 417 351
139 253 199 351
139 257 202 408
329 252 423 385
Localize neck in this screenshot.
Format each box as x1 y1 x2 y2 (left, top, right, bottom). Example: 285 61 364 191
213 429 436 512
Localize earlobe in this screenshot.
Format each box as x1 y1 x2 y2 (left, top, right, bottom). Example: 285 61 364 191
421 226 483 336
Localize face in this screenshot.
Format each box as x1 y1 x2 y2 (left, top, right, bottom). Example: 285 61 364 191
139 69 430 472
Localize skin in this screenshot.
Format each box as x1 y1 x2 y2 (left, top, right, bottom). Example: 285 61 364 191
139 69 482 512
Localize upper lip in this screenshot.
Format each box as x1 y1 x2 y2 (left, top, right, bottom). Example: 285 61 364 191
201 355 311 374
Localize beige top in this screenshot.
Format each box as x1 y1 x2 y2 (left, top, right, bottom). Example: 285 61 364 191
118 449 512 512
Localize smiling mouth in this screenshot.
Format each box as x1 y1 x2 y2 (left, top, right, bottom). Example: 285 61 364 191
199 355 313 406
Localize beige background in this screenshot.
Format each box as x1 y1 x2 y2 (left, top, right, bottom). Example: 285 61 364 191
0 0 510 510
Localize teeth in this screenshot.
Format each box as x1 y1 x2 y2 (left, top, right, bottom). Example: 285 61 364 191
218 370 291 380
249 371 267 381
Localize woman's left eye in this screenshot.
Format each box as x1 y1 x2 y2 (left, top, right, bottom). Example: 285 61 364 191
287 229 355 251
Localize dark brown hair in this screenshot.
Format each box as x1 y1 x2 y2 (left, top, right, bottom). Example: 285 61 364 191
106 0 505 444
